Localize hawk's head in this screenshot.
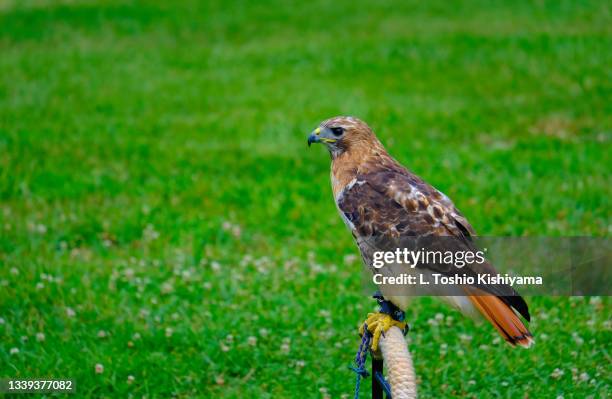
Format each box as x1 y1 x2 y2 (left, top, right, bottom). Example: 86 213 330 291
308 116 379 157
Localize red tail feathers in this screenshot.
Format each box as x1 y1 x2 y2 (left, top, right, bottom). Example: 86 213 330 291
466 288 534 348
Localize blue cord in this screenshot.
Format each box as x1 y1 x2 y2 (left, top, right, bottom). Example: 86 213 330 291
350 325 371 399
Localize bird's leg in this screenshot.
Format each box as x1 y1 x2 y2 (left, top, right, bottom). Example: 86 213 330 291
359 293 408 351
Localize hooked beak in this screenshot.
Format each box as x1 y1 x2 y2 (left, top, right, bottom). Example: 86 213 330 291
307 127 322 147
307 126 336 147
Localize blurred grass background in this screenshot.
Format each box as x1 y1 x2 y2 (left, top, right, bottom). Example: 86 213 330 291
0 0 610 397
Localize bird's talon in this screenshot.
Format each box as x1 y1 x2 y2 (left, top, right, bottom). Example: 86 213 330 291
359 312 407 352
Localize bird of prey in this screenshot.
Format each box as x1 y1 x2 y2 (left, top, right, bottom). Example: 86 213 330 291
308 116 533 350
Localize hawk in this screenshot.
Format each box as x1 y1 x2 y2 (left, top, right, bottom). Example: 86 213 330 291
308 116 533 350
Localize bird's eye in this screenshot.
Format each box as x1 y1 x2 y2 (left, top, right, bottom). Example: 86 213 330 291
330 127 344 136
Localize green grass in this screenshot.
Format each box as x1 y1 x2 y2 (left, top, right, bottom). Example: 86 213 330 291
0 0 610 397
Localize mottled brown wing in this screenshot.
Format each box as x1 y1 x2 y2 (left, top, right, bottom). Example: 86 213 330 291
337 170 530 320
